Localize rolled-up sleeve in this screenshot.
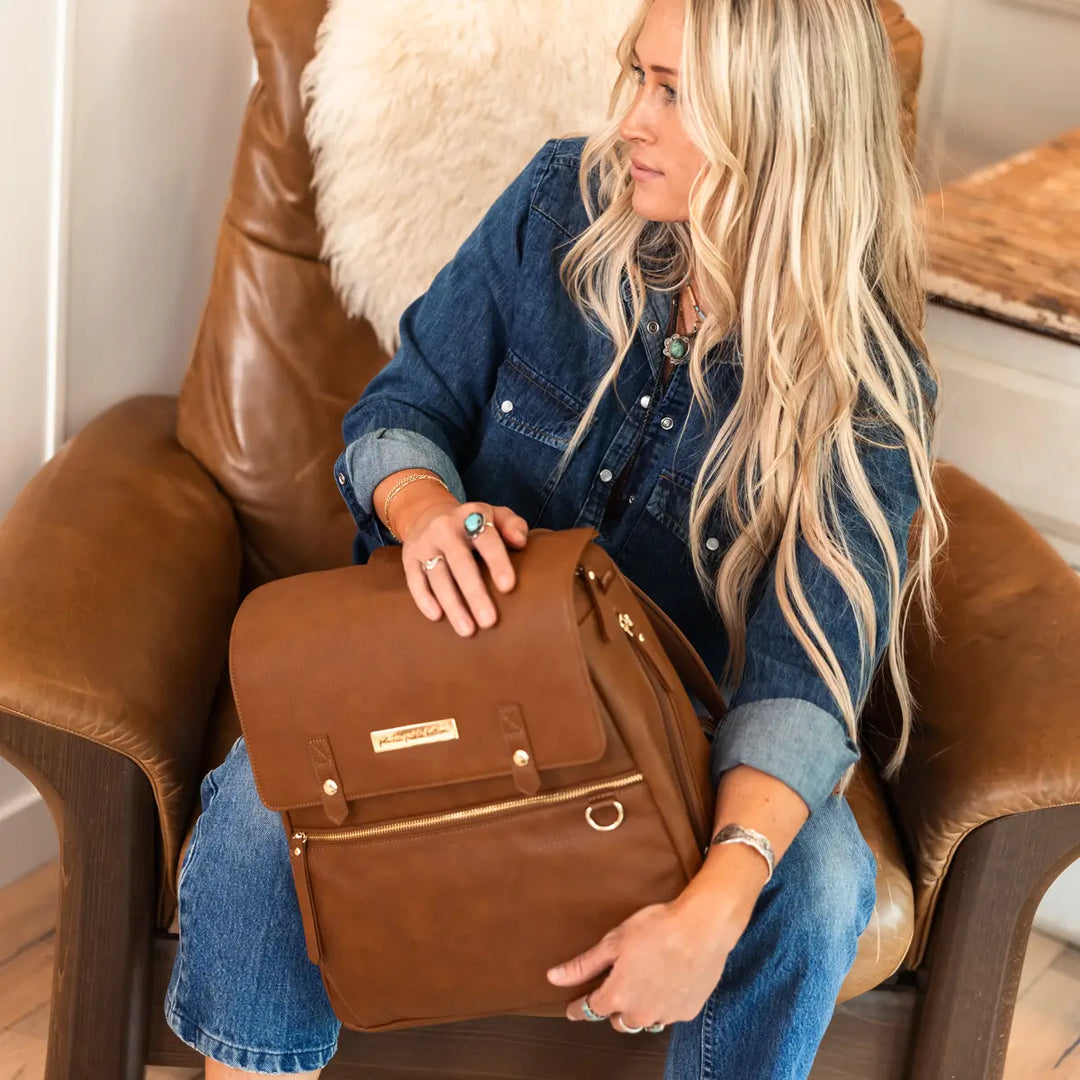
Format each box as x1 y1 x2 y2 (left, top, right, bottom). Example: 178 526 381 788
332 138 557 552
334 427 467 552
711 347 939 814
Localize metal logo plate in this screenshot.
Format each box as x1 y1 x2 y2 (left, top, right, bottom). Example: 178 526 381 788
370 718 459 753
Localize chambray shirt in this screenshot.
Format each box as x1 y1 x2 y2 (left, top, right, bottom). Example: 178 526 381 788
332 135 936 816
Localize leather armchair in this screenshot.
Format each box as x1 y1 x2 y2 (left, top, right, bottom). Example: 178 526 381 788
2 2 1077 1078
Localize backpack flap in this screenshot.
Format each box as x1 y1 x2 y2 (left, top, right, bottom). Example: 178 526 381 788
229 527 608 819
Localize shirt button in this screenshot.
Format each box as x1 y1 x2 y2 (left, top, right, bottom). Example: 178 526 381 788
646 320 660 334
628 494 636 504
500 400 514 413
660 416 674 430
706 536 720 551
640 395 651 408
599 468 613 482
337 472 347 485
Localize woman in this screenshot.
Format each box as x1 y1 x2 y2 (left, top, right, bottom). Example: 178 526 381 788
165 0 947 1075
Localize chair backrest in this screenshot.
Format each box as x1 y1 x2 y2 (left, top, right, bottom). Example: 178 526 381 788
176 0 924 591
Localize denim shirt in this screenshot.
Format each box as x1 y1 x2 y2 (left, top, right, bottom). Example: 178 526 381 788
332 135 936 816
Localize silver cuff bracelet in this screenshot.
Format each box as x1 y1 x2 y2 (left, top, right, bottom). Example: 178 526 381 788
704 822 776 883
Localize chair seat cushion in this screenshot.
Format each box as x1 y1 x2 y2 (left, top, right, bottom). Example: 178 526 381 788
166 687 915 1002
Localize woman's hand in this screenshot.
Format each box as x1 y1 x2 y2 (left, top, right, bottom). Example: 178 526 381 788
545 889 755 1032
400 499 529 636
548 766 805 1033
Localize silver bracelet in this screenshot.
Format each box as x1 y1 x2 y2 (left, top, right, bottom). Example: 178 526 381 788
704 823 775 883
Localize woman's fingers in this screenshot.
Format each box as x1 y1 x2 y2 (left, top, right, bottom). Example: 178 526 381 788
402 555 442 622
425 559 477 636
483 506 528 592
401 502 527 635
438 535 499 634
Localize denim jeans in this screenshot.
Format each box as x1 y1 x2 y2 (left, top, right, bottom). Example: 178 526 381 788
165 734 878 1077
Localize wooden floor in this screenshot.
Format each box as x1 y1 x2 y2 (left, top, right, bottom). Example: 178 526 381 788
1 860 1078 1079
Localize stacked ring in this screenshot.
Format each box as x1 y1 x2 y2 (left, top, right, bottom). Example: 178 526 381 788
581 995 607 1022
580 996 665 1033
421 555 444 572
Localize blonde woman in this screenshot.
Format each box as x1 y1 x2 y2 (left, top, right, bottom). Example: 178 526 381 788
164 0 946 1076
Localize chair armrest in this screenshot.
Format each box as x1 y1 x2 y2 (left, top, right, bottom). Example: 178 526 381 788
0 394 242 902
862 462 1080 968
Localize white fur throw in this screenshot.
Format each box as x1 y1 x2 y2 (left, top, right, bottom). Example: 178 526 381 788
301 0 638 355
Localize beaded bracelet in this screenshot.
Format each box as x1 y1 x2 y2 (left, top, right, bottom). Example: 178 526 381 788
382 472 449 542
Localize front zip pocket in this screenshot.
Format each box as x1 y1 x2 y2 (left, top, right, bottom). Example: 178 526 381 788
292 770 644 845
287 769 689 1031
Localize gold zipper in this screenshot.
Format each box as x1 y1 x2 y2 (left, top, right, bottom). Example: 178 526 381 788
292 770 644 845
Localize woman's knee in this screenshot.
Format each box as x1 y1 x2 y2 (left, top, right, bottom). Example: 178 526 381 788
181 736 290 889
759 794 877 952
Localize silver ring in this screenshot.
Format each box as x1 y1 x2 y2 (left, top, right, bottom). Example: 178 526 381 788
645 1023 666 1033
581 994 607 1022
617 1017 644 1033
421 555 445 572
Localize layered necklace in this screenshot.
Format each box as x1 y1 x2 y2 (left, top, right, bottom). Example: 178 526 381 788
662 280 706 363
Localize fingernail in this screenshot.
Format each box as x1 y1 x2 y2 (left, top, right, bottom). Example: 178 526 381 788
498 575 513 591
548 965 564 978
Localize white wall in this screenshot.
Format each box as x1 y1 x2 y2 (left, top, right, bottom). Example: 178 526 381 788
0 0 65 893
64 0 254 434
0 5 59 516
900 0 1080 193
0 0 251 890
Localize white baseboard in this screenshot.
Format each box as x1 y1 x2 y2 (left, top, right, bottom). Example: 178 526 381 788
0 790 59 893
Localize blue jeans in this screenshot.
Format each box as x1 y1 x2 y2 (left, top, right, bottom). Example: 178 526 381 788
165 735 878 1077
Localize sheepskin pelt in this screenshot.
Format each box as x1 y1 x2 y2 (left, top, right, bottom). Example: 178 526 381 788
301 0 638 355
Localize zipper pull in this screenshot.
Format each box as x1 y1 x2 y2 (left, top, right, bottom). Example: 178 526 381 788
288 828 323 964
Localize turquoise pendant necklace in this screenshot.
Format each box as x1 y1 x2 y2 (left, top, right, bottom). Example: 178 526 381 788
662 282 706 363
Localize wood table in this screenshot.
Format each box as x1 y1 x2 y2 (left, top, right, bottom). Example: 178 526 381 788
923 126 1080 346
920 125 1080 571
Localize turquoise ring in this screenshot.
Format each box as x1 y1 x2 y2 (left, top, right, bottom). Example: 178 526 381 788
463 511 489 539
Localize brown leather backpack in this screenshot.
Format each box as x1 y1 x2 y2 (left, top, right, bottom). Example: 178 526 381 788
229 525 726 1032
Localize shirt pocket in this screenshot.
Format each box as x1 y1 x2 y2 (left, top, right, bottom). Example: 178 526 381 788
618 467 727 642
488 348 588 451
640 468 733 566
645 470 695 544
469 348 590 523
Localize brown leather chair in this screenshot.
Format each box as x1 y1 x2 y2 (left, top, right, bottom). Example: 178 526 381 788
1 2 1078 1077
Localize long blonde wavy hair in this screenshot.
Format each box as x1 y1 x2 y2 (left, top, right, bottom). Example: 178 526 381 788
553 0 949 795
